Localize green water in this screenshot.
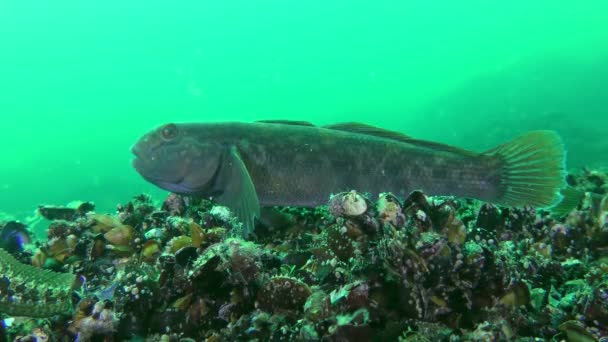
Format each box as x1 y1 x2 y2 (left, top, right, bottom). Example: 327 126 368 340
1 1 607 218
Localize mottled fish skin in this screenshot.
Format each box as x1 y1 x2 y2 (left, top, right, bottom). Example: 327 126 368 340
132 121 565 234
230 123 498 205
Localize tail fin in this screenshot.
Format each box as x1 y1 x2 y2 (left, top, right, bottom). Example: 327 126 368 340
484 131 566 208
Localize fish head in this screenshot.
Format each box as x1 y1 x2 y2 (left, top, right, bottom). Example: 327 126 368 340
132 123 223 195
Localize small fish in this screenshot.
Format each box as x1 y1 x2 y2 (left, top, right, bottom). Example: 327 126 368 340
132 121 566 236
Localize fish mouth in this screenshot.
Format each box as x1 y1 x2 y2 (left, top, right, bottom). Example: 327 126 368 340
131 146 158 183
131 144 151 173
131 142 197 194
131 144 145 160
131 150 193 194
131 157 144 173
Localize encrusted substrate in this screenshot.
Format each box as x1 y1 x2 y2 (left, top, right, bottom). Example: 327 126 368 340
1 170 607 341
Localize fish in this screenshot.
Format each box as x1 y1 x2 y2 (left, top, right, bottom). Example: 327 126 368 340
131 121 566 236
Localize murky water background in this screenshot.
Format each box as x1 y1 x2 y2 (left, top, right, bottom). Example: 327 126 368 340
1 1 606 219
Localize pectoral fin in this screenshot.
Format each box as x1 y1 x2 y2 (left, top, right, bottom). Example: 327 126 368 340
214 146 260 237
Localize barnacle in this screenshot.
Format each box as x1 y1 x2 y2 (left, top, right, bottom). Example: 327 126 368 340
0 248 76 317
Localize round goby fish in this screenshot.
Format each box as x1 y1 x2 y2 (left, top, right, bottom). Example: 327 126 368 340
132 120 566 236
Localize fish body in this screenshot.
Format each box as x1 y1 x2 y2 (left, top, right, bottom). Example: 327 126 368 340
132 121 565 235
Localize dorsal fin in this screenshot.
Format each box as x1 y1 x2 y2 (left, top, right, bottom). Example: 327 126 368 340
324 122 414 141
324 122 478 157
256 120 315 126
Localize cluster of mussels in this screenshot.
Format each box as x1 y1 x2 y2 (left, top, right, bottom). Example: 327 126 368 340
1 170 608 341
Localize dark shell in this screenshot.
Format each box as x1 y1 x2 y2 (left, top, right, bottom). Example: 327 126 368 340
0 221 31 253
475 203 504 231
402 190 432 213
326 224 358 262
175 246 198 267
257 277 312 315
37 201 94 221
37 206 73 222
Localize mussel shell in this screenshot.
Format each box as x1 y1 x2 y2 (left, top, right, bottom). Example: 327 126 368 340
175 246 198 267
0 221 31 253
37 205 78 221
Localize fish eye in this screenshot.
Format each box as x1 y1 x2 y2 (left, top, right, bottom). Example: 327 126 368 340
161 123 179 141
